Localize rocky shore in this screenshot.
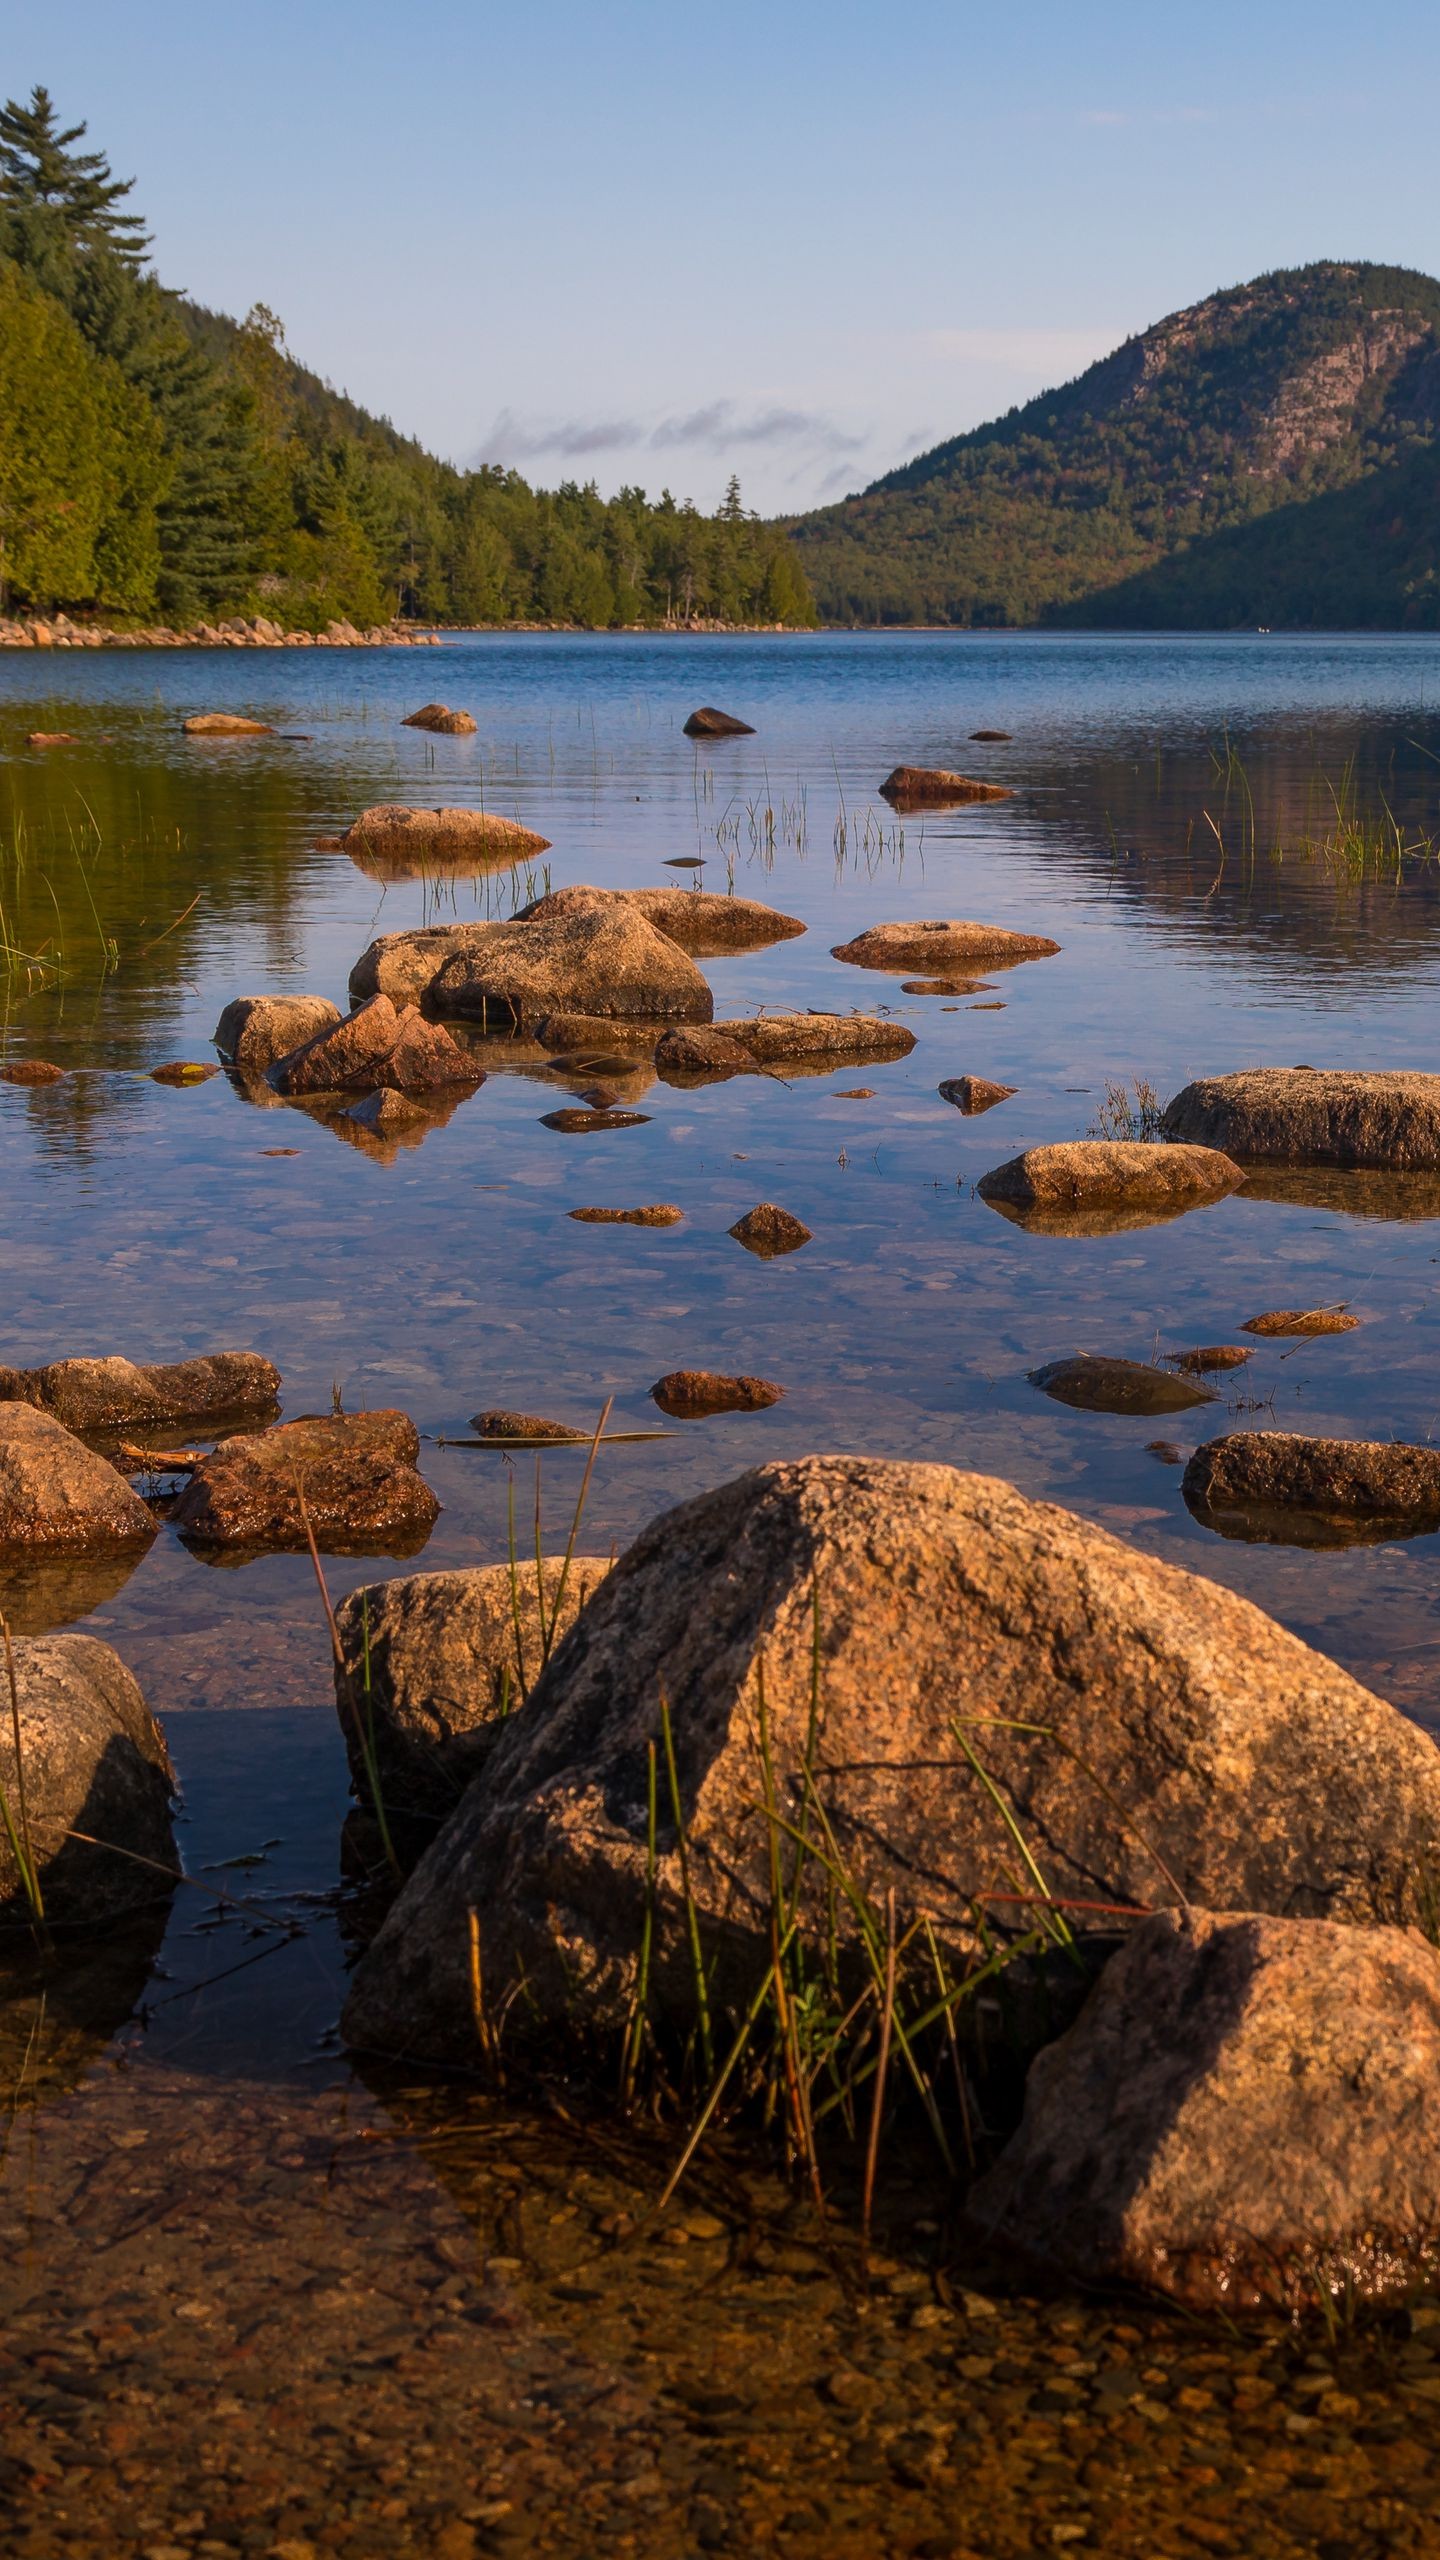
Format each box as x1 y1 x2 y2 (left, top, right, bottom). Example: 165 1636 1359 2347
0 612 441 649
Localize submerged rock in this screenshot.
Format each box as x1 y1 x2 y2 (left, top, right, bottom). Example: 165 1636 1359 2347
269 994 482 1097
654 1024 755 1079
334 1558 612 1822
341 805 550 862
878 767 1012 805
214 994 343 1075
468 1409 591 1442
683 705 754 737
0 1059 66 1085
1030 1355 1215 1417
0 1635 175 1925
728 1204 812 1257
970 729 1011 742
939 1075 1016 1115
429 906 713 1032
712 1013 914 1068
832 920 1058 972
171 1410 438 1553
904 977 988 996
182 712 274 736
969 1908 1440 2312
650 1370 784 1417
568 1204 683 1226
535 1012 668 1056
1184 1431 1440 1541
0 1406 157 1554
149 1060 219 1085
342 1454 1440 2065
0 1351 280 1434
541 1107 649 1133
516 884 804 957
1241 1307 1360 1337
979 1141 1243 1222
1163 1068 1440 1170
1167 1344 1253 1375
401 702 477 734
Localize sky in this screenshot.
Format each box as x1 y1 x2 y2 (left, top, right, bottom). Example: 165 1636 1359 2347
15 0 1440 515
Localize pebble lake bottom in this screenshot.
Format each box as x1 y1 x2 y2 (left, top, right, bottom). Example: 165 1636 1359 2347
2 628 1440 2557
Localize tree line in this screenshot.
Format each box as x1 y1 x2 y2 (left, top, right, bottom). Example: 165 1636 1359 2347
0 88 817 632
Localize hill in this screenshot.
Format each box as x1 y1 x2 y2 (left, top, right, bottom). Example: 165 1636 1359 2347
0 86 816 632
789 263 1440 628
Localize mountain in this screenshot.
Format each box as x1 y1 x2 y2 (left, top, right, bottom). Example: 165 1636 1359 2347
789 263 1440 628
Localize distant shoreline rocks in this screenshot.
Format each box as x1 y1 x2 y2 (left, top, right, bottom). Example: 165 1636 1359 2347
0 613 442 650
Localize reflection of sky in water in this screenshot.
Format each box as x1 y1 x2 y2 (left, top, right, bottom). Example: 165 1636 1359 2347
1 631 1438 1785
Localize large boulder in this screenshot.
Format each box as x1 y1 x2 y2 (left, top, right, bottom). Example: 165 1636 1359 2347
683 705 754 737
425 906 713 1031
1184 1431 1440 1543
0 1635 175 1924
832 920 1058 972
341 1455 1440 2065
334 1558 611 1821
401 703 477 734
979 1141 1244 1226
269 994 482 1096
0 1407 157 1554
1162 1069 1440 1170
170 1410 438 1553
878 767 1012 806
348 924 493 1011
214 996 342 1075
516 884 805 957
0 1351 280 1435
340 805 549 862
969 1908 1440 2311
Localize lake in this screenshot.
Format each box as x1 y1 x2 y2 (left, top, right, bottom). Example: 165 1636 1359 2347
3 630 1439 2557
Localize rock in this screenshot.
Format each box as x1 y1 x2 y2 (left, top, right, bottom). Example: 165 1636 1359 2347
728 1204 812 1257
348 925 492 1011
182 713 275 736
269 994 481 1096
654 1025 755 1079
1030 1356 1216 1417
340 805 550 864
0 1406 156 1553
516 884 804 958
313 833 345 851
26 731 75 746
568 1205 683 1227
1183 1432 1440 1541
0 1351 280 1435
878 767 1012 805
1146 1441 1183 1464
214 995 343 1075
650 1370 784 1417
541 1106 649 1133
0 1059 65 1084
170 1411 439 1553
903 978 988 996
1242 1307 1359 1337
535 1013 666 1056
711 1014 915 1068
832 921 1058 972
939 1076 1016 1115
1167 1345 1253 1375
969 730 1011 742
683 706 754 737
0 1635 175 1925
402 703 478 734
426 907 713 1031
968 1908 1440 2312
468 1409 591 1442
978 1142 1244 1223
341 1454 1440 2066
1162 1069 1440 1170
333 1558 612 1821
149 1060 219 1085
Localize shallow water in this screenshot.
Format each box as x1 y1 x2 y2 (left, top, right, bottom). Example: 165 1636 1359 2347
3 632 1440 2554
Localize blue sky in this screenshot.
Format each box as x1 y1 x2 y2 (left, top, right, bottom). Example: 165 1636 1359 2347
21 0 1440 510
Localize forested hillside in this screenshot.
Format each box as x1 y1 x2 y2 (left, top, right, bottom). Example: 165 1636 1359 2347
790 264 1440 628
0 88 816 631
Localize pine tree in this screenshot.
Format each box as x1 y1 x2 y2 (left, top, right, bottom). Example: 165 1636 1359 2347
0 85 150 269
